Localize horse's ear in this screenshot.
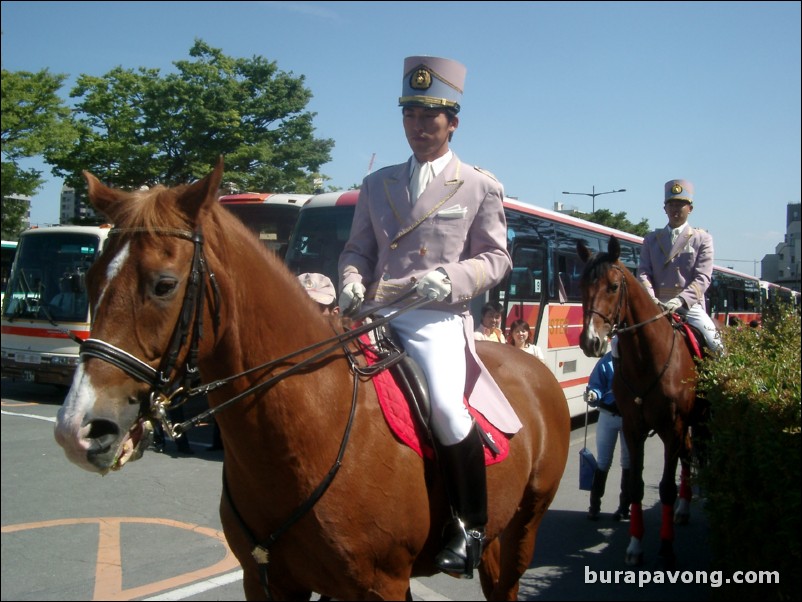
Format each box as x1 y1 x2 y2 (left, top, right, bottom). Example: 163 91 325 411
577 240 592 263
83 171 129 222
177 156 225 219
607 236 621 261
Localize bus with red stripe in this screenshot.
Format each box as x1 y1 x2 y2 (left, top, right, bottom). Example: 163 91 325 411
1 225 112 388
285 190 762 418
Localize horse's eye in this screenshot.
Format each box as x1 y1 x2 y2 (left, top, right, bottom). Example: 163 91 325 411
154 278 178 297
608 283 619 293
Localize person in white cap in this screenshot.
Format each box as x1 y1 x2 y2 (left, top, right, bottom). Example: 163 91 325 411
637 179 723 353
297 272 339 315
338 55 521 577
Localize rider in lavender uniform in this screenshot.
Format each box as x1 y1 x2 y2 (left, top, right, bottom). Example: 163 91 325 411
637 179 723 354
338 55 521 577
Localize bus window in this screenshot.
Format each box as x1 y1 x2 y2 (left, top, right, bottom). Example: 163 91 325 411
285 204 357 286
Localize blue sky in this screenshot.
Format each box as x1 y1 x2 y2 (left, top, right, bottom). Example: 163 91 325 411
2 1 799 274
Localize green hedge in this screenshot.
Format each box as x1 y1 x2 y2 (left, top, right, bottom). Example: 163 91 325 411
697 303 801 602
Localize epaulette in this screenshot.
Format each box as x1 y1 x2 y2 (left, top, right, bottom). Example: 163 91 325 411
474 166 499 182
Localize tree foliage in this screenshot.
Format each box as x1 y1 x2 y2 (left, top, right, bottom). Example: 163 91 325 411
697 303 801 601
1 68 77 238
48 39 334 194
569 208 650 237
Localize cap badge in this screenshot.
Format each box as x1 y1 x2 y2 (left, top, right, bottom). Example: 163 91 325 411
410 68 432 91
671 183 683 195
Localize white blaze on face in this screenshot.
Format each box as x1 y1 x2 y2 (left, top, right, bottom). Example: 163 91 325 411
97 241 130 311
54 241 132 470
54 364 98 469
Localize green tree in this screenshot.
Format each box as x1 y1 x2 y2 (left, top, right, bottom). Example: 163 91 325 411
568 208 650 237
49 40 334 193
1 68 77 238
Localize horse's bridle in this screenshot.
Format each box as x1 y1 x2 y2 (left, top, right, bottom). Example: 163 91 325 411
584 264 670 336
80 226 219 434
584 262 677 405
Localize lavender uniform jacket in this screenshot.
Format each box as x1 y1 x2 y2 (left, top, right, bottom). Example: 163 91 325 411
338 153 521 434
637 225 714 311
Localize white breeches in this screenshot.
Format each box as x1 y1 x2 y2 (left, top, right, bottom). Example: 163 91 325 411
379 308 472 446
685 304 723 352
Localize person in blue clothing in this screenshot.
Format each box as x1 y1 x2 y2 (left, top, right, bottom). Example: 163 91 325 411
584 347 630 521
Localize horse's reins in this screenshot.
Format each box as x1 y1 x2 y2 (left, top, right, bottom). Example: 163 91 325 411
80 224 443 600
79 226 432 440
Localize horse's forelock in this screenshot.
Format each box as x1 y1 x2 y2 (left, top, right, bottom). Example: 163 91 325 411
112 184 193 233
581 251 616 285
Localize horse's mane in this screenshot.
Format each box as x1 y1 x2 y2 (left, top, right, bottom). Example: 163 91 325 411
107 182 334 338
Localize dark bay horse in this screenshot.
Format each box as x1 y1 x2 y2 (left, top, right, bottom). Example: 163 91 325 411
54 158 570 600
577 236 701 567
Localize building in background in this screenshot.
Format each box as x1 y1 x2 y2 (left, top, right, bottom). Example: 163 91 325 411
761 203 801 292
59 185 98 224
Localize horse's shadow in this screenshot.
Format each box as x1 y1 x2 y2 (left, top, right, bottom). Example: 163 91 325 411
521 500 713 601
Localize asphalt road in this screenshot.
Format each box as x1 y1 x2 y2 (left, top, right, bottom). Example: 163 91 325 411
2 379 717 601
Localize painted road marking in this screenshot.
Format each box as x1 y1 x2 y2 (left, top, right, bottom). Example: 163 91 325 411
2 517 240 601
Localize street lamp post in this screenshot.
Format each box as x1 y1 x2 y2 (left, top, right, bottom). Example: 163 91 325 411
562 186 627 213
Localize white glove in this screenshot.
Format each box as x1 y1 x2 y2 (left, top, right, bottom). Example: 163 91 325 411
416 270 451 301
583 389 599 405
339 282 366 316
664 297 683 313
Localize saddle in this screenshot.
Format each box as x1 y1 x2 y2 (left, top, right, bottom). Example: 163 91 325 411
356 322 509 465
669 311 704 360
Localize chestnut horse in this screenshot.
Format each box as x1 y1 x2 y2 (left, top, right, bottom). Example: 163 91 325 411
577 236 702 568
54 158 570 600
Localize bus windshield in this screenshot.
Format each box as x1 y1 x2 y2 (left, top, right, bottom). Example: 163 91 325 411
3 231 101 323
285 204 356 285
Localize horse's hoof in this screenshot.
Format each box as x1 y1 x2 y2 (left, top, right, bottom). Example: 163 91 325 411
624 552 643 566
674 512 690 525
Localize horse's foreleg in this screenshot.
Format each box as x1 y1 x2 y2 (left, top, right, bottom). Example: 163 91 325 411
657 443 681 569
674 459 692 525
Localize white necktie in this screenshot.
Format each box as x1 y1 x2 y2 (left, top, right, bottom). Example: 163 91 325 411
411 161 433 203
671 227 681 244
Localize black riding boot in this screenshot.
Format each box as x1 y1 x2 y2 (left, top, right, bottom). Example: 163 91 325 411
587 468 609 521
613 469 631 521
434 426 487 578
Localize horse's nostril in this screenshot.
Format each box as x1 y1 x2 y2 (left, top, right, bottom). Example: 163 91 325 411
86 419 120 457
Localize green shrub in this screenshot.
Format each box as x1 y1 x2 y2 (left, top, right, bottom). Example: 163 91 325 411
697 303 801 601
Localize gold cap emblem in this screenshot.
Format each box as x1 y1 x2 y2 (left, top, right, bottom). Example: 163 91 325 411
410 68 432 91
671 184 683 195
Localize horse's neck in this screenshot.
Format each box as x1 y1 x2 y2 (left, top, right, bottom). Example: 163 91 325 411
201 220 347 446
620 271 672 364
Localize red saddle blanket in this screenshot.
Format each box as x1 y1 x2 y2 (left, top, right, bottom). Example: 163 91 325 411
362 338 510 466
671 314 703 359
